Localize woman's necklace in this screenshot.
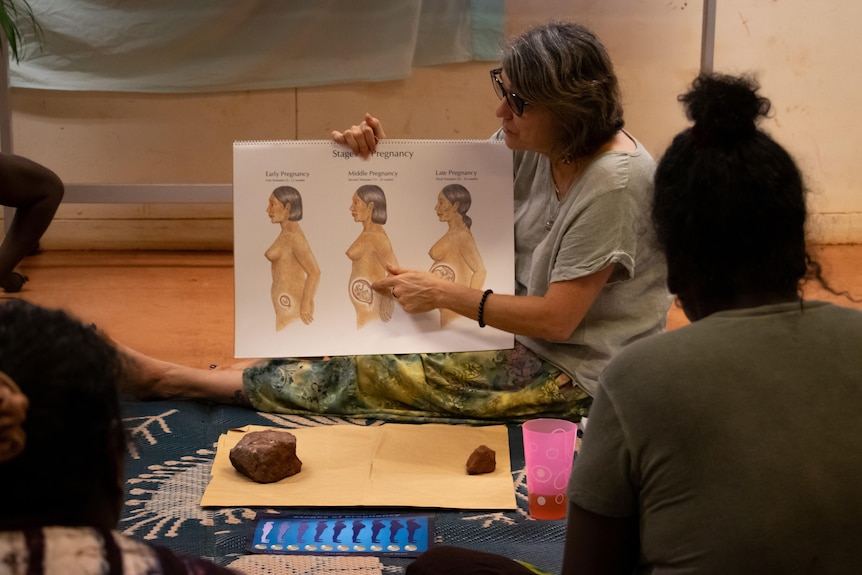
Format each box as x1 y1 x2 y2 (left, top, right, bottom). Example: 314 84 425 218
544 135 621 231
545 160 582 231
545 180 562 231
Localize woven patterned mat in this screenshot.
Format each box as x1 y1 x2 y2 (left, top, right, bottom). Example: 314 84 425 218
120 400 567 574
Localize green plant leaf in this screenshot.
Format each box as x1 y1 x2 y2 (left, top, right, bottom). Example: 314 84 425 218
0 0 43 63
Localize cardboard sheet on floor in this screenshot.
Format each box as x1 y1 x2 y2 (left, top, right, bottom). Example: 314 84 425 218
201 423 515 510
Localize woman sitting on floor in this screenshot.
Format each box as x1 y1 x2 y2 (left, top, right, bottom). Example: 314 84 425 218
409 73 862 574
118 21 671 423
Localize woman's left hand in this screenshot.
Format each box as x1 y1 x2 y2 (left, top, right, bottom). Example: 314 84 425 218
372 265 446 314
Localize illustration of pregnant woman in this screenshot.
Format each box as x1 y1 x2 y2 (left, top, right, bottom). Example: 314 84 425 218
429 184 486 327
346 185 398 328
265 186 321 331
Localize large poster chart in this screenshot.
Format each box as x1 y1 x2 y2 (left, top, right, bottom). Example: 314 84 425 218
233 139 514 358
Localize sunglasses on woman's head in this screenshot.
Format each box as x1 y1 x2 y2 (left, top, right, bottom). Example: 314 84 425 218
490 68 529 116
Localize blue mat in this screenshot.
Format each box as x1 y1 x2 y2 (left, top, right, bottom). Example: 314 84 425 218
120 400 567 574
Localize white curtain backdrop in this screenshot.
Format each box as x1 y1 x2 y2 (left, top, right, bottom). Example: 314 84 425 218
8 0 504 93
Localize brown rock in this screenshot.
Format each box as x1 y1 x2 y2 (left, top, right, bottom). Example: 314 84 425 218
466 444 496 475
229 430 302 483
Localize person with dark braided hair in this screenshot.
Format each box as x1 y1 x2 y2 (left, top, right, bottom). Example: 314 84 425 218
406 74 862 574
0 300 241 574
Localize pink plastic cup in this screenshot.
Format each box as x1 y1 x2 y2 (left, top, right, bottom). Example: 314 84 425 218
522 418 578 520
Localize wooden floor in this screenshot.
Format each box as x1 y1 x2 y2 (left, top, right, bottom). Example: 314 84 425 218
4 245 862 369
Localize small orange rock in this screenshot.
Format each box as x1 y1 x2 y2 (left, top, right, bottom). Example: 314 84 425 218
466 444 496 475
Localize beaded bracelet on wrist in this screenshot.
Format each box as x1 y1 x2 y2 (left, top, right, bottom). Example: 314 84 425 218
477 289 493 328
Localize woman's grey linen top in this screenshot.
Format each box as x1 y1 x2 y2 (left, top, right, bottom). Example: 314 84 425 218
504 131 671 396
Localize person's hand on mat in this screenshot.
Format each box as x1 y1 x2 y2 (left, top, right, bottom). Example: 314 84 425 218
0 370 27 463
332 113 386 158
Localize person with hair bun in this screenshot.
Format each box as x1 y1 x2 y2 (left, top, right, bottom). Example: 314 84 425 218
428 183 486 327
558 73 862 574
265 186 320 331
347 184 398 328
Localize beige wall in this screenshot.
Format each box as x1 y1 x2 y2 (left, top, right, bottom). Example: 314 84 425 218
4 0 860 249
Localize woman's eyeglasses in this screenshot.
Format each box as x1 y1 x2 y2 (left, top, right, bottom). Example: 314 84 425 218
490 68 528 116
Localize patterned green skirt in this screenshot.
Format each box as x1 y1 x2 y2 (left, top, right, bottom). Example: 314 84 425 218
243 342 592 423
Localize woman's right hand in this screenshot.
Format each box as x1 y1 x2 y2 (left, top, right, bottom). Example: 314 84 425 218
331 113 386 158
